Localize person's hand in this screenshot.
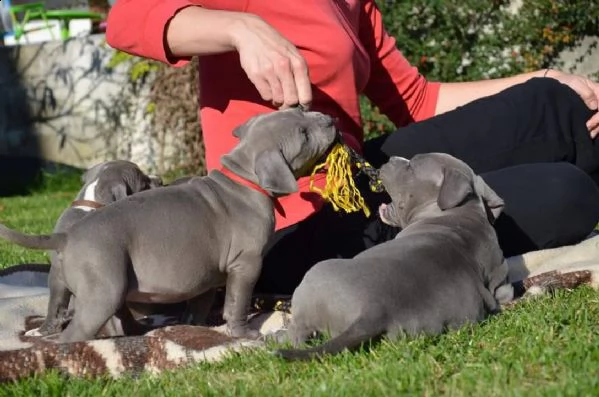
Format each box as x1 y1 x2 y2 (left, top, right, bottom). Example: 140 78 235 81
547 70 599 137
229 14 312 109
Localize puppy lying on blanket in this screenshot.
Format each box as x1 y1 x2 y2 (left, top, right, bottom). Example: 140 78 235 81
0 108 338 342
276 153 514 360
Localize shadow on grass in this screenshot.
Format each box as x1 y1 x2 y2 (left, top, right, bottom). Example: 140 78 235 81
0 156 83 196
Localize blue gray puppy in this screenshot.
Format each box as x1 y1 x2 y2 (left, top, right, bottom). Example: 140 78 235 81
277 153 514 360
0 108 338 342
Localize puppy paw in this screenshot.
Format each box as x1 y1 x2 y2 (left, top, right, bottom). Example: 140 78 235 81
263 329 290 344
24 327 43 337
227 326 261 340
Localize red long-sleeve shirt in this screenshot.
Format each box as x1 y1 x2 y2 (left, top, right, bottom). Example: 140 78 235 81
106 0 440 230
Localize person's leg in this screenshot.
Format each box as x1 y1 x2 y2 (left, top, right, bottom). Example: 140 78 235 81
365 77 598 174
479 162 599 257
365 77 599 257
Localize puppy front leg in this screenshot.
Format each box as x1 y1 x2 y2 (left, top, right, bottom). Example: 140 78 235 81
223 256 261 339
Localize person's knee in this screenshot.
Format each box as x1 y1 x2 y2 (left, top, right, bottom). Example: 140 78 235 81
520 77 587 108
490 162 599 256
540 163 599 246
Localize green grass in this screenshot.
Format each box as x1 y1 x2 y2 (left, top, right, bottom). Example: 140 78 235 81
0 173 598 396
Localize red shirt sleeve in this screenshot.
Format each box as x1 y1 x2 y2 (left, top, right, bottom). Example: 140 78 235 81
359 0 440 126
105 0 196 67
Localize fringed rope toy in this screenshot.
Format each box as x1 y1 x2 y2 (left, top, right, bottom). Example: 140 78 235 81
349 147 385 194
309 143 384 218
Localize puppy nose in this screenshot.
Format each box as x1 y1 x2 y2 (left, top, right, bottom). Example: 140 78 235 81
316 114 334 128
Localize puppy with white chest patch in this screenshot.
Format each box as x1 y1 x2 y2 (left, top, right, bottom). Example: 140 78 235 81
276 153 514 360
26 160 162 336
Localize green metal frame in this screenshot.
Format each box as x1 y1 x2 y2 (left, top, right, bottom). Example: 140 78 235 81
9 2 104 42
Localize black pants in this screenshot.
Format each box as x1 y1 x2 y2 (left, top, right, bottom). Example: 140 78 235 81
255 78 599 295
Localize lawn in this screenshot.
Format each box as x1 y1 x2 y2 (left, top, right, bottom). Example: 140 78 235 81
0 172 598 396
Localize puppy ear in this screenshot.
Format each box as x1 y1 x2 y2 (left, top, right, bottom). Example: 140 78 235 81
232 124 247 139
148 175 164 188
474 176 505 222
111 182 129 201
81 163 102 184
488 260 514 305
437 168 474 211
255 150 298 196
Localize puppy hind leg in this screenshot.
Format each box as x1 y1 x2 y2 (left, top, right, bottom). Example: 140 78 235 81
287 320 315 347
35 266 72 336
58 278 127 343
183 289 217 325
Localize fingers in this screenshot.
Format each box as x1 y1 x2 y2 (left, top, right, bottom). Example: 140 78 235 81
234 16 311 109
274 56 299 109
242 51 310 109
580 86 599 111
581 80 599 138
587 112 599 139
265 66 285 106
272 50 311 109
290 53 312 109
556 74 599 138
587 80 599 111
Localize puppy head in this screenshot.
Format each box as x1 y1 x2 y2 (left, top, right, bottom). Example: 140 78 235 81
377 153 505 228
80 160 162 204
221 108 339 196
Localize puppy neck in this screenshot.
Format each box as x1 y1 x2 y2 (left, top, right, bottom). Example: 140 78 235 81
401 201 443 227
71 199 104 212
220 148 259 185
72 179 105 212
219 166 270 197
217 166 285 216
405 200 487 228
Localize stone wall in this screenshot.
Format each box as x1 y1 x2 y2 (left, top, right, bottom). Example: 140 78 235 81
0 34 188 174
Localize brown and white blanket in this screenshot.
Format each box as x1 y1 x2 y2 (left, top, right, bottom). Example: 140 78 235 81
0 264 290 383
1 234 598 383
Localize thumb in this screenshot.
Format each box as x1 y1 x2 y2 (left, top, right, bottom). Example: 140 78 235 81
581 82 599 110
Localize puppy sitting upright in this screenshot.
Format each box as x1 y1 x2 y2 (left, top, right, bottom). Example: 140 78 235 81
277 153 514 360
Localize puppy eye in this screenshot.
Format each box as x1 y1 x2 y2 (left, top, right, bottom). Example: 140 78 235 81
299 127 309 140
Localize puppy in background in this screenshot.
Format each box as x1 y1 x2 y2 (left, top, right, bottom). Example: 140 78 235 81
29 160 162 335
276 153 513 360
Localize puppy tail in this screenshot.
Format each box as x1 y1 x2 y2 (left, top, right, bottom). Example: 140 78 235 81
0 224 66 251
274 320 380 361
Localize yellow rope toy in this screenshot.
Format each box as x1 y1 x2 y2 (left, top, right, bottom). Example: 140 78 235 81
309 143 384 218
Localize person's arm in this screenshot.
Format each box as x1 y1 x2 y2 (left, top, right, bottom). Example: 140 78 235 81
106 0 196 66
359 0 441 128
106 1 311 107
106 2 254 64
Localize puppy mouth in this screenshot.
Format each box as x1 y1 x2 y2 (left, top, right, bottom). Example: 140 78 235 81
313 129 343 166
378 202 400 226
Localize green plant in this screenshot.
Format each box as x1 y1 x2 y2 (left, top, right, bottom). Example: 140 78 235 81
106 50 159 86
361 0 599 139
106 49 205 175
